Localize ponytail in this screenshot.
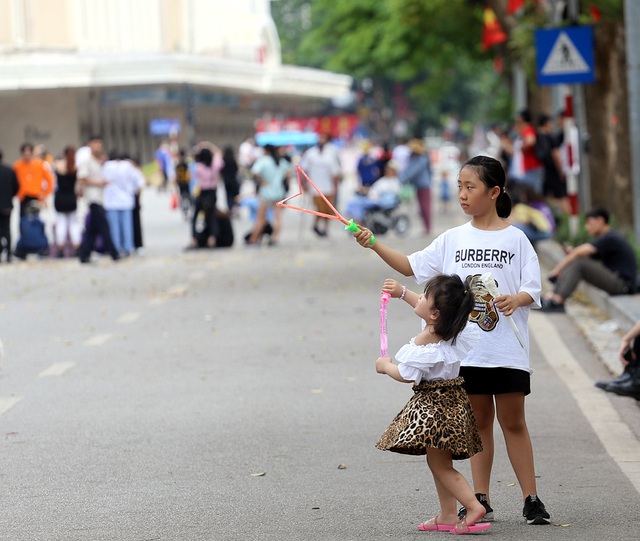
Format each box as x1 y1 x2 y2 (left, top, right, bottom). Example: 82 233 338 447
424 274 476 343
496 190 512 219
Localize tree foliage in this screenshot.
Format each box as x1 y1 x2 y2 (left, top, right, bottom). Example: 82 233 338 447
272 0 512 130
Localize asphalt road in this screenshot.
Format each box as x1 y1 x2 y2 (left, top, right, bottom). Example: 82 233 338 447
0 187 639 541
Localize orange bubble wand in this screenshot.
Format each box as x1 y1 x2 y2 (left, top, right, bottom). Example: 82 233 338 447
277 165 375 244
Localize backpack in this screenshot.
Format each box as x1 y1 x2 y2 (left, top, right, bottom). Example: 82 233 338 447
175 162 190 185
533 131 552 163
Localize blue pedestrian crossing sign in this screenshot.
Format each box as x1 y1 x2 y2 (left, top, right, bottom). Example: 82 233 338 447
535 26 595 85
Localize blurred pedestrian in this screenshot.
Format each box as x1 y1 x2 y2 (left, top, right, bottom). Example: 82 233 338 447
53 146 81 257
129 156 146 253
155 140 172 192
595 321 640 399
221 146 240 213
355 140 381 195
513 110 543 194
300 133 342 237
174 149 192 219
103 152 138 257
13 142 55 218
399 138 432 234
186 142 224 250
508 184 556 247
439 170 451 214
246 145 291 246
391 137 411 175
538 114 570 214
77 135 120 263
0 148 19 262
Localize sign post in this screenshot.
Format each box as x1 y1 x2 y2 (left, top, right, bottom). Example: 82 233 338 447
536 26 595 238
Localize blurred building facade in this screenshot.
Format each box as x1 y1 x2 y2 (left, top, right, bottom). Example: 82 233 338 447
0 0 351 162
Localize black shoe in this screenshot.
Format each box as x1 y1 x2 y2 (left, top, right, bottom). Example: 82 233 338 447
523 495 551 525
458 493 494 522
540 298 565 313
605 379 640 399
595 370 633 390
313 225 327 237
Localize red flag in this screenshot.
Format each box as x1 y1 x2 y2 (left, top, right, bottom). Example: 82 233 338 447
507 0 525 14
482 7 507 51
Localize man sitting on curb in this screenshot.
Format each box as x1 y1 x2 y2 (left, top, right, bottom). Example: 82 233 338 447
541 207 637 312
595 321 640 400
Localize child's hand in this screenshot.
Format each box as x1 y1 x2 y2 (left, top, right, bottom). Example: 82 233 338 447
382 279 403 298
375 356 392 374
353 226 374 248
494 294 518 317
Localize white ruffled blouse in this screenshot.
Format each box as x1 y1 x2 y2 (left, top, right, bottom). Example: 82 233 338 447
397 323 481 384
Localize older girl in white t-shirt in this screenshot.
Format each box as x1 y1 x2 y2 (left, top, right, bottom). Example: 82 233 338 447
354 155 551 526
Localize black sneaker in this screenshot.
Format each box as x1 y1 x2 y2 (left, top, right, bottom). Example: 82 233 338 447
457 493 494 522
540 298 565 313
523 495 551 525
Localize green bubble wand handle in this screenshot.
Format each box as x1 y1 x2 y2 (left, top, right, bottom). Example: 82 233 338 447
277 165 376 245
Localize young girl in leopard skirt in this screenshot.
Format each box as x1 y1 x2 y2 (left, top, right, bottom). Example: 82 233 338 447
374 274 491 534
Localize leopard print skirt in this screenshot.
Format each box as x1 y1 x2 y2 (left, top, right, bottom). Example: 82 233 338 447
375 377 482 460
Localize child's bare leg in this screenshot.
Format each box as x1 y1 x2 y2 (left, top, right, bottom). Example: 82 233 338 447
427 455 458 525
272 205 281 242
426 448 486 525
249 202 268 244
495 392 537 499
467 395 496 499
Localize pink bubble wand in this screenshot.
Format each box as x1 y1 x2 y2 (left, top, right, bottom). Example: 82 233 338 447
277 165 375 244
380 292 391 356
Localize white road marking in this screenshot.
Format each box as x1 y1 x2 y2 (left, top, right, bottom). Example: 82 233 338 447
0 396 22 416
531 313 640 494
117 312 141 324
38 362 76 377
83 333 112 346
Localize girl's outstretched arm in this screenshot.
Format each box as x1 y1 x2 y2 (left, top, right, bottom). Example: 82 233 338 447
375 357 412 383
353 228 413 276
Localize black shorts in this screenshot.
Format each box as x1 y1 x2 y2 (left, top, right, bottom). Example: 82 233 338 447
459 366 531 396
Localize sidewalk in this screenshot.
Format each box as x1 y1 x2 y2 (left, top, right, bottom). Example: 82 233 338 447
536 239 640 379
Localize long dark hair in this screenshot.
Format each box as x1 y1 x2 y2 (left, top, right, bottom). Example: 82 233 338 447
423 274 475 344
462 155 512 218
63 146 76 174
195 147 213 168
263 144 282 166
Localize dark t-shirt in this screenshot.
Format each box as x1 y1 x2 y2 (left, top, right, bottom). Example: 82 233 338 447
591 230 637 288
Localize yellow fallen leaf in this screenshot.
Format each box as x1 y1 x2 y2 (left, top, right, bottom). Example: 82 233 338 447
507 483 516 487
311 389 324 394
251 472 266 477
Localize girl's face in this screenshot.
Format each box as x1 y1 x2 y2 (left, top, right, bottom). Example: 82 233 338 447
415 292 439 324
457 166 500 217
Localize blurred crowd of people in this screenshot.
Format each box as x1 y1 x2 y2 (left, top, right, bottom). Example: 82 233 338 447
0 107 585 262
0 137 145 263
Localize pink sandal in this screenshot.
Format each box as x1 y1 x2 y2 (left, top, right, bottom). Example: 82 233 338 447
450 519 492 535
418 517 455 531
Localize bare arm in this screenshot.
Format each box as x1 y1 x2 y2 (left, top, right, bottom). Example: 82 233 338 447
353 229 413 276
620 321 640 364
549 243 597 277
375 357 412 383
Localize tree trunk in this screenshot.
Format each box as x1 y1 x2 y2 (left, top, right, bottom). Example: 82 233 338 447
584 21 632 228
